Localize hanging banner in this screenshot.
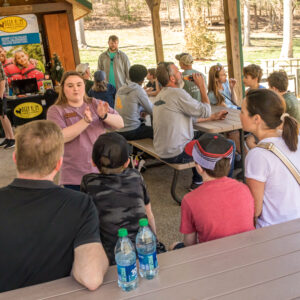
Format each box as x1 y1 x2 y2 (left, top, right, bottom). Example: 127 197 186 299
0 14 45 93
0 14 40 46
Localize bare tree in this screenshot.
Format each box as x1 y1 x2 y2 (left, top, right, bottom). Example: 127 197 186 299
75 19 87 49
243 0 251 46
280 0 293 58
178 0 185 32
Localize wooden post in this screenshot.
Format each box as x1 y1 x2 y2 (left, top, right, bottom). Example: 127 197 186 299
223 0 244 105
296 68 300 98
66 4 81 66
146 0 164 64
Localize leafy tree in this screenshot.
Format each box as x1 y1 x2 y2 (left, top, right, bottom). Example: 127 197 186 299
184 0 216 59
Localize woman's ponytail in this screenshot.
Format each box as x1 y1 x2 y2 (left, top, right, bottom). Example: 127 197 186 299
282 115 299 151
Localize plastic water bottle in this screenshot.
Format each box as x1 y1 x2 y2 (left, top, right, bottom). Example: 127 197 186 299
115 228 138 291
136 218 159 279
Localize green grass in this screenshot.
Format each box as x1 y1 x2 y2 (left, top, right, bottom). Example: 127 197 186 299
80 28 300 74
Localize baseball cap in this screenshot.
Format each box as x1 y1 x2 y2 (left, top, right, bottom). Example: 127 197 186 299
94 70 106 82
185 133 233 170
92 132 131 171
75 63 89 75
175 53 193 66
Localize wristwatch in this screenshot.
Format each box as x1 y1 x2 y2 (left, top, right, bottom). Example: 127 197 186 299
99 113 108 121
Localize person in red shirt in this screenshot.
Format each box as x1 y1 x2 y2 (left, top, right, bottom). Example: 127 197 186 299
172 133 255 249
0 46 22 86
14 50 44 89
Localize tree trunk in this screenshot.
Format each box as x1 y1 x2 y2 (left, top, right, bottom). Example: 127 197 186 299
75 18 87 48
243 0 251 46
219 0 223 15
254 4 258 30
280 0 293 58
166 0 171 28
178 0 185 32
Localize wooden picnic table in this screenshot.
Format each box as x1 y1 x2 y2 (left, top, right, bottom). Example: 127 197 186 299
193 105 242 133
3 218 300 299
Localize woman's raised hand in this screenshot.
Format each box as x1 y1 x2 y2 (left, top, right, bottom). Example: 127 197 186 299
229 78 237 89
97 101 109 119
84 106 93 123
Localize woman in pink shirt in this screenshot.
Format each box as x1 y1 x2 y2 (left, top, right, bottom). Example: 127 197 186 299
47 71 124 190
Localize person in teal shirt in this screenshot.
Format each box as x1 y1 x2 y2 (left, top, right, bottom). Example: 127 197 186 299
98 35 130 90
268 70 300 123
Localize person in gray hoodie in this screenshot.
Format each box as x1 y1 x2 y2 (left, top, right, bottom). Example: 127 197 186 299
115 64 153 140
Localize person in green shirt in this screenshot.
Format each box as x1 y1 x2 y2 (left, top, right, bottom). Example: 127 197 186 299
175 52 207 101
75 63 94 94
268 70 300 123
97 35 130 91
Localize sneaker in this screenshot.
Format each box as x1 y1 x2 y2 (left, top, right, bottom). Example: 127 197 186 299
0 138 9 148
4 139 15 149
189 182 203 191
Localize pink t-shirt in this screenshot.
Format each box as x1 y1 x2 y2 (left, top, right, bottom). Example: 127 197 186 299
180 177 255 243
47 98 119 185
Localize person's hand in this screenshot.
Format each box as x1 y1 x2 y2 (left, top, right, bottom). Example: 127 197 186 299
97 100 109 119
246 134 257 150
210 110 228 121
140 111 148 118
229 78 237 90
84 106 93 123
193 73 205 89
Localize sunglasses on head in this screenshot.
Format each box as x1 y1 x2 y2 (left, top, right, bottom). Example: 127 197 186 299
215 63 223 72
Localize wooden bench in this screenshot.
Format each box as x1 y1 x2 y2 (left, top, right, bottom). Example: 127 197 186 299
128 138 195 205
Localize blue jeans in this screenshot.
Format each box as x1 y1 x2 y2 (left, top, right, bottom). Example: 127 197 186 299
163 151 203 184
118 124 153 140
227 139 236 178
64 185 81 191
162 135 236 183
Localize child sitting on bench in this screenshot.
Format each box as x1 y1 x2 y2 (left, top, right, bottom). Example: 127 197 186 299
171 133 255 249
80 132 156 265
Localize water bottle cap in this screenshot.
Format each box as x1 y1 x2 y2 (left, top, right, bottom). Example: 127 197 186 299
139 218 148 227
118 228 128 237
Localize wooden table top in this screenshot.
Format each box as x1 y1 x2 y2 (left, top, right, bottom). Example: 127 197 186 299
3 218 300 300
194 106 242 133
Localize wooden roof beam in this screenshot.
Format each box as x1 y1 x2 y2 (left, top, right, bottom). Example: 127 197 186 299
0 2 70 16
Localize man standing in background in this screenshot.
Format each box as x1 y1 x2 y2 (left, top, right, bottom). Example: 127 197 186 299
98 35 130 90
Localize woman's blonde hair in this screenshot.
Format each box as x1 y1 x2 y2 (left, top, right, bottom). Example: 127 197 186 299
208 64 225 106
55 71 92 106
14 49 29 68
92 81 107 92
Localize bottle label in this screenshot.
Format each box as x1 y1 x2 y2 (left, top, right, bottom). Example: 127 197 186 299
117 262 138 283
138 252 158 271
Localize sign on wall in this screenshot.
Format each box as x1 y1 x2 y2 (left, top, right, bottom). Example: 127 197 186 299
0 14 40 46
0 14 46 93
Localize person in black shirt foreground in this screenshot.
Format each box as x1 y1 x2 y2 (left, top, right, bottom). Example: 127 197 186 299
0 120 108 293
81 132 156 265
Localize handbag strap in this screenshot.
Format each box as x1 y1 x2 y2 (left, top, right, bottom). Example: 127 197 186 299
256 142 300 185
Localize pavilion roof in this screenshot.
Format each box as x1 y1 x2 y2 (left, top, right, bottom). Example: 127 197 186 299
0 0 92 20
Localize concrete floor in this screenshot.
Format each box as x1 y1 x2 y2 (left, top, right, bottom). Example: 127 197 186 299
0 138 186 248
